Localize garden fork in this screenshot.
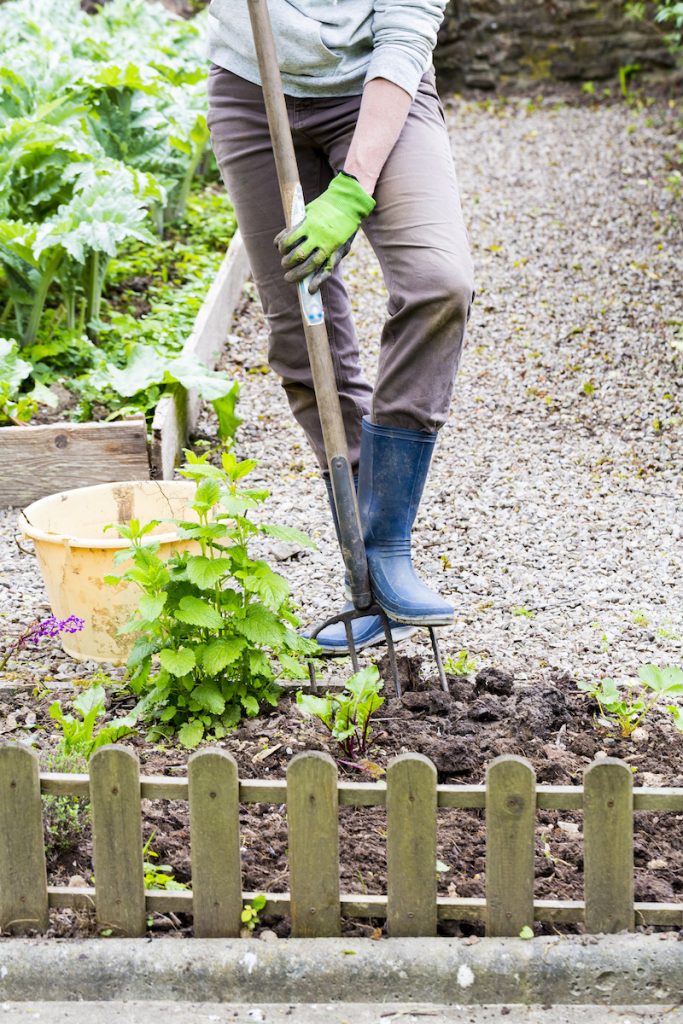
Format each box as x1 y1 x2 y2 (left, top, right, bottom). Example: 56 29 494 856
246 0 449 697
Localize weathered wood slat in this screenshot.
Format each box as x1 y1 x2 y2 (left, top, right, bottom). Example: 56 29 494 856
39 772 683 814
0 746 49 933
150 232 250 480
0 419 149 509
90 746 146 937
188 749 242 937
584 758 634 933
386 753 437 937
486 755 536 937
287 751 340 937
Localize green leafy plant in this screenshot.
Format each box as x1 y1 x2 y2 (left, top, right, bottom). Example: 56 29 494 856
296 665 384 758
49 683 137 758
108 448 318 748
577 664 683 737
444 649 478 676
143 832 188 891
42 749 90 857
241 894 267 931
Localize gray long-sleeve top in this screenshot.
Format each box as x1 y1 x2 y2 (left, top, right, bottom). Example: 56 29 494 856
207 0 447 99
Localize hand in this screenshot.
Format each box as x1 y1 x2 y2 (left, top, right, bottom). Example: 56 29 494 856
274 171 375 293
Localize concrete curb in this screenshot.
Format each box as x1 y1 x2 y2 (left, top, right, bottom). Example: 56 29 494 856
0 935 682 1005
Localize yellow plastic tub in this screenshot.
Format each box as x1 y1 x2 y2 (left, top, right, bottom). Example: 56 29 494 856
19 481 197 664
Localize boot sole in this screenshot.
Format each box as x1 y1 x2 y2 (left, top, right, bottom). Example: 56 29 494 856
316 624 417 656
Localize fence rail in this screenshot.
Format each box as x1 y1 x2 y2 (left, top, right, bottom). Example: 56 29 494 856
1 745 682 937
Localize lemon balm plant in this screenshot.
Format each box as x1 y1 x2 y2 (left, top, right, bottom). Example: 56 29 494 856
108 448 318 748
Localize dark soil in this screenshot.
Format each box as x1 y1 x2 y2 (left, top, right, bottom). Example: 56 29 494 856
3 659 683 940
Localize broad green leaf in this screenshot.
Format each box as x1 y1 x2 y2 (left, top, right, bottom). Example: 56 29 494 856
201 637 245 675
248 649 272 679
186 556 232 589
73 684 106 719
639 664 683 694
243 566 290 610
173 595 224 630
297 692 334 730
0 337 32 391
138 593 167 621
219 493 259 517
191 683 225 715
159 647 196 676
235 603 285 646
212 382 241 442
178 719 204 749
278 652 307 679
260 523 316 549
241 694 259 717
194 477 221 510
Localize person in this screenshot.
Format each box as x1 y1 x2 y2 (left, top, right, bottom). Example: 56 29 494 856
206 0 475 654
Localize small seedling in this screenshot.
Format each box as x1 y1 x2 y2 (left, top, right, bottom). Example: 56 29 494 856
577 664 683 738
49 684 137 759
241 894 267 931
631 610 649 627
444 649 478 676
511 605 535 619
142 833 188 891
296 665 384 758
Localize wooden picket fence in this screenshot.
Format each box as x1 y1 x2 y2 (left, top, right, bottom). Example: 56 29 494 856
1 744 682 938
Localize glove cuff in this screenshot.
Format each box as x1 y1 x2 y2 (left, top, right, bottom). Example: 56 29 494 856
330 171 376 220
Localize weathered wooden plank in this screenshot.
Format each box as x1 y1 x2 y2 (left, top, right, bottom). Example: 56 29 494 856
287 751 340 937
0 419 149 509
90 745 146 937
150 232 250 479
486 755 536 937
584 758 634 933
0 746 49 933
386 753 437 937
188 748 242 937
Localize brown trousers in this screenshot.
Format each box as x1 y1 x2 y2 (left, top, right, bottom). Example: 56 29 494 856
207 65 474 470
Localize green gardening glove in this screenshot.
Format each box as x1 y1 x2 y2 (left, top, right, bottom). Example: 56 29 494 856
275 171 376 294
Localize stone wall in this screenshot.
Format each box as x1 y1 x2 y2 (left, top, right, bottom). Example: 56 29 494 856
435 0 676 90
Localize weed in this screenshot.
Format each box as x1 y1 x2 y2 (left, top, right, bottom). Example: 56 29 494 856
577 664 683 737
49 684 136 759
297 665 384 759
143 833 188 891
444 650 478 675
241 894 267 931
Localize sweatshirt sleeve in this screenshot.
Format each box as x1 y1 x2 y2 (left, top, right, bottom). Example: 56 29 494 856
365 0 447 99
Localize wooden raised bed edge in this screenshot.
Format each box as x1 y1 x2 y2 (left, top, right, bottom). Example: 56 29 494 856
0 232 250 509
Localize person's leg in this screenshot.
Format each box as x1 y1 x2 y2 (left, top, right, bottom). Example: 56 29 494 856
322 70 475 623
206 66 372 471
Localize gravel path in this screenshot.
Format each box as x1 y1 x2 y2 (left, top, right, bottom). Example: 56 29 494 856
1 93 681 691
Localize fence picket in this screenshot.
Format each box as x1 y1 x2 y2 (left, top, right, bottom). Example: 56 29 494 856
287 751 340 937
486 754 536 937
584 758 634 933
0 746 49 934
90 745 145 937
188 748 242 937
386 753 437 936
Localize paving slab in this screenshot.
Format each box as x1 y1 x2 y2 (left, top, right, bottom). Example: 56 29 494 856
0 1004 681 1024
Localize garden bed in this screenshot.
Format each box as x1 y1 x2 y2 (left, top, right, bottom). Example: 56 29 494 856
3 657 682 939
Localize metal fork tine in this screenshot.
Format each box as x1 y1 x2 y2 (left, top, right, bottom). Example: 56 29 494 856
429 627 449 694
345 619 360 673
379 609 401 698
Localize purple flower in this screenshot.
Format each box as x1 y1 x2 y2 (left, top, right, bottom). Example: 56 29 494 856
25 615 85 643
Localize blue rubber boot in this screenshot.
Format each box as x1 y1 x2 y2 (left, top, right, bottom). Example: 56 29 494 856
357 418 454 625
313 477 416 654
